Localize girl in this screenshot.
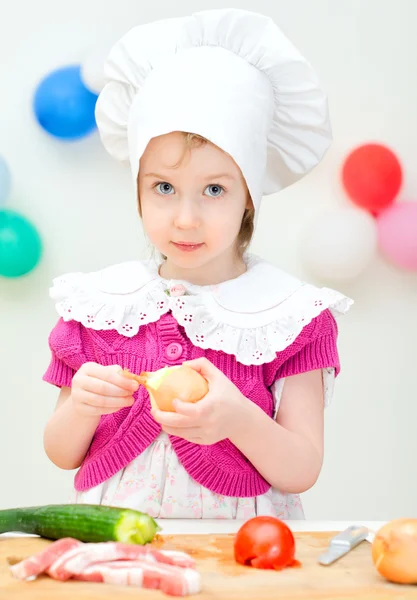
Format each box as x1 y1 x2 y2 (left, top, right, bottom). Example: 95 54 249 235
43 9 352 519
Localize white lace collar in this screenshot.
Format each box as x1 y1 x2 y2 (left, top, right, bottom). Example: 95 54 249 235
49 254 353 366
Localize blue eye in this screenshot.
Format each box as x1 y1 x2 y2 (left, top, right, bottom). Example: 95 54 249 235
204 185 224 198
156 182 174 195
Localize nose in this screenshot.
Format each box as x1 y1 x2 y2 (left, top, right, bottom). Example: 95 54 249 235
174 198 200 230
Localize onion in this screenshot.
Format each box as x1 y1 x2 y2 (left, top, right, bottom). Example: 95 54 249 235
372 519 417 584
123 365 208 411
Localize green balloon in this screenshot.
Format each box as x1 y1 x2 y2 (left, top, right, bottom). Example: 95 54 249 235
0 209 42 278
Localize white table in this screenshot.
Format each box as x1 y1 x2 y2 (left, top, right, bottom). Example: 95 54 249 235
1 520 385 538
156 520 385 535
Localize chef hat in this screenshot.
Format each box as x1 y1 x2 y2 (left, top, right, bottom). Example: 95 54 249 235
95 9 332 215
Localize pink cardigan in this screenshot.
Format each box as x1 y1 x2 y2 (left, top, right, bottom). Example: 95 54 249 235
43 309 339 497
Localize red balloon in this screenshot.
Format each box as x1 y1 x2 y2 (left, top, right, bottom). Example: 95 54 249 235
342 144 402 214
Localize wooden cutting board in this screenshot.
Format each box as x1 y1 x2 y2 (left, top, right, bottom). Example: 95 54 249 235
0 532 415 599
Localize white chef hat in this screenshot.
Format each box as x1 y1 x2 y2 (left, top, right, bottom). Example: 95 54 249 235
95 8 332 215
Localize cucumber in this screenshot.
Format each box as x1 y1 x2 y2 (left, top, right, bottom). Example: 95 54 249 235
0 504 160 545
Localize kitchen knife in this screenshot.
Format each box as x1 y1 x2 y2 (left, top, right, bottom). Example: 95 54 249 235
318 525 370 565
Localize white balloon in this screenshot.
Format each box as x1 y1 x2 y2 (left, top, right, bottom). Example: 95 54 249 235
299 207 377 281
81 46 111 94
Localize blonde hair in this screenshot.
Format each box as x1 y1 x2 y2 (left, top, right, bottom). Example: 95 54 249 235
137 132 255 257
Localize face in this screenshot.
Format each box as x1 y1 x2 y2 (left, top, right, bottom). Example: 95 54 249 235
138 132 251 283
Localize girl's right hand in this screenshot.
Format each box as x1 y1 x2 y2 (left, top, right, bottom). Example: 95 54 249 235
71 362 139 417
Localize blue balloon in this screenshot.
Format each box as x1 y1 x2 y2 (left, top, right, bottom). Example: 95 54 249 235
0 209 43 278
33 65 98 140
0 155 11 207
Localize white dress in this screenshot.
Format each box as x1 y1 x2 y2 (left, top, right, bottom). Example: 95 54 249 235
49 253 352 519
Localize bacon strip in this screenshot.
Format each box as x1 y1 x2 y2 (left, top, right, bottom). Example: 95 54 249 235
158 549 196 569
9 538 200 596
73 560 201 596
47 542 196 581
9 538 82 581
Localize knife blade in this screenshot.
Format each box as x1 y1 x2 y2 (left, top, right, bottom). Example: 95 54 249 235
318 525 370 565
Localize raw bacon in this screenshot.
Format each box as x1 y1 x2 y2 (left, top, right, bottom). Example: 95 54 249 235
158 549 196 569
9 537 82 581
9 537 200 596
48 542 157 581
73 560 201 596
47 542 196 581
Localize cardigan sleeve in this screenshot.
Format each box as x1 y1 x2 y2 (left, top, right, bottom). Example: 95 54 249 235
264 309 341 387
43 318 87 388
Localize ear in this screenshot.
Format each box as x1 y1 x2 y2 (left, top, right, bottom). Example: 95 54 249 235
246 193 254 211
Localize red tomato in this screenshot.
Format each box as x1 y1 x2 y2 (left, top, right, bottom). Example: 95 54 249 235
234 516 300 570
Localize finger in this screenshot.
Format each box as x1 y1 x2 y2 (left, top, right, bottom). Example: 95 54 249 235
81 375 137 398
78 375 134 398
172 399 202 417
83 363 139 393
81 390 135 409
151 407 198 428
107 365 142 392
182 357 217 380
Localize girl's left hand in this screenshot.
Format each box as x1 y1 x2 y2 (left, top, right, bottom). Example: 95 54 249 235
151 357 247 445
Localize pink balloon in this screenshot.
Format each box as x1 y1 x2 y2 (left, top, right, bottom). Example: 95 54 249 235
377 202 417 270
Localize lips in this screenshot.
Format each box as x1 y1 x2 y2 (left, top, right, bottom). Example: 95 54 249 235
172 242 204 252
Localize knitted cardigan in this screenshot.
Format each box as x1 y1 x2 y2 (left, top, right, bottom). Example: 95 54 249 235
43 309 340 497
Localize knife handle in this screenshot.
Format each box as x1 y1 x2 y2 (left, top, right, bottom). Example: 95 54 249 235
330 525 369 548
